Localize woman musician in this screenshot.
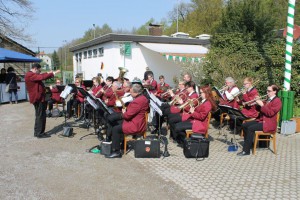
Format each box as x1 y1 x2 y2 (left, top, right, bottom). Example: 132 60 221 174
66 78 86 119
89 76 103 98
46 79 63 117
173 85 217 145
168 81 198 139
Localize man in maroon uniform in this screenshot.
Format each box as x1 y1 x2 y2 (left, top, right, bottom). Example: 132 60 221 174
25 63 60 138
238 85 282 156
105 82 149 158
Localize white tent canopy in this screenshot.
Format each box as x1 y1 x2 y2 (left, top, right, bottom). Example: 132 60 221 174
139 42 208 57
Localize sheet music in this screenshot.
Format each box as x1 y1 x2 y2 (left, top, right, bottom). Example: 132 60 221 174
150 100 163 116
60 85 73 99
145 88 162 106
96 98 114 114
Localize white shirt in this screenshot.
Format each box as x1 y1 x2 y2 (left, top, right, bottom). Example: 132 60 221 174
224 87 240 101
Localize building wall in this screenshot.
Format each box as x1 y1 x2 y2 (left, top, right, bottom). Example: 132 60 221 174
73 42 183 87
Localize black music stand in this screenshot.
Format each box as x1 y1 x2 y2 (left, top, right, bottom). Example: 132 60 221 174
212 86 224 100
45 86 52 102
83 80 93 88
225 107 247 147
76 87 93 127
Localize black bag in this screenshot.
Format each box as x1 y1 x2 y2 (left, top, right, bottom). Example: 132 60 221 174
183 135 210 160
62 126 73 137
134 139 160 158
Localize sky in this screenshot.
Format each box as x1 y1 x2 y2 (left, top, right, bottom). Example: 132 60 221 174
19 0 190 53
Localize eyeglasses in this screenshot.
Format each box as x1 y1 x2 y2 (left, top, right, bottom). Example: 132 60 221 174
243 83 250 85
75 82 79 83
267 90 273 92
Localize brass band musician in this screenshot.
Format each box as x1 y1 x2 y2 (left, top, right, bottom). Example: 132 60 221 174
173 85 217 144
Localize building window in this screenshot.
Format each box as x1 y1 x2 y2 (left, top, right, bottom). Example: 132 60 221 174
93 49 97 57
79 52 82 61
88 50 92 58
83 51 87 59
98 47 104 57
75 53 78 61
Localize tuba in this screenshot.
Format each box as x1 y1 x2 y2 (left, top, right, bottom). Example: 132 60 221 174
118 67 129 84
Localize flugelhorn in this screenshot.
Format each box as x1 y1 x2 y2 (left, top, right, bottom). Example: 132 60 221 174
169 92 187 105
178 97 201 110
243 94 268 105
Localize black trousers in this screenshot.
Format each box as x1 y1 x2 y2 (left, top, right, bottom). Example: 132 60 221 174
111 122 124 151
168 113 182 139
33 101 47 136
174 121 192 143
241 121 263 153
229 115 248 135
106 112 123 140
48 98 58 111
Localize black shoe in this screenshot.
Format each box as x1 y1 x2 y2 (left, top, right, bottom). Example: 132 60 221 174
237 151 250 156
151 129 158 134
37 134 51 139
105 151 122 158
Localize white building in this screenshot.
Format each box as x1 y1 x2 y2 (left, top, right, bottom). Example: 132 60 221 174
69 33 209 86
36 51 52 69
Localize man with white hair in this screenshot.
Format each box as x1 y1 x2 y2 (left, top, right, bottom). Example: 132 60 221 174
219 77 240 109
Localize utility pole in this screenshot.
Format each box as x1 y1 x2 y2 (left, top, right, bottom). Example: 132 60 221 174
93 24 96 39
63 40 67 71
176 0 179 33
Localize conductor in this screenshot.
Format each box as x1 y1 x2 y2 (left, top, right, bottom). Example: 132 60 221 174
25 63 60 138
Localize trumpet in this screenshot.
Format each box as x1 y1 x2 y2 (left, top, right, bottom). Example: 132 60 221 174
169 92 187 105
161 87 178 97
218 84 228 93
231 80 260 100
243 94 268 105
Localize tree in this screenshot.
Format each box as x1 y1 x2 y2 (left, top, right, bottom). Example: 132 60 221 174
52 50 60 70
0 0 34 41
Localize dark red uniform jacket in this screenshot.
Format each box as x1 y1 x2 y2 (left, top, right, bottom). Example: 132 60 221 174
75 85 86 103
122 94 149 134
91 85 102 98
240 87 259 118
25 71 54 104
256 97 281 133
51 87 62 102
181 100 212 134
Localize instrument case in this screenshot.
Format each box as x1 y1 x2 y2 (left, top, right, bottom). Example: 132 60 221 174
134 139 160 158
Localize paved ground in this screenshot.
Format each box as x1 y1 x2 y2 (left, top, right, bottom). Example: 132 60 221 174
0 102 299 200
